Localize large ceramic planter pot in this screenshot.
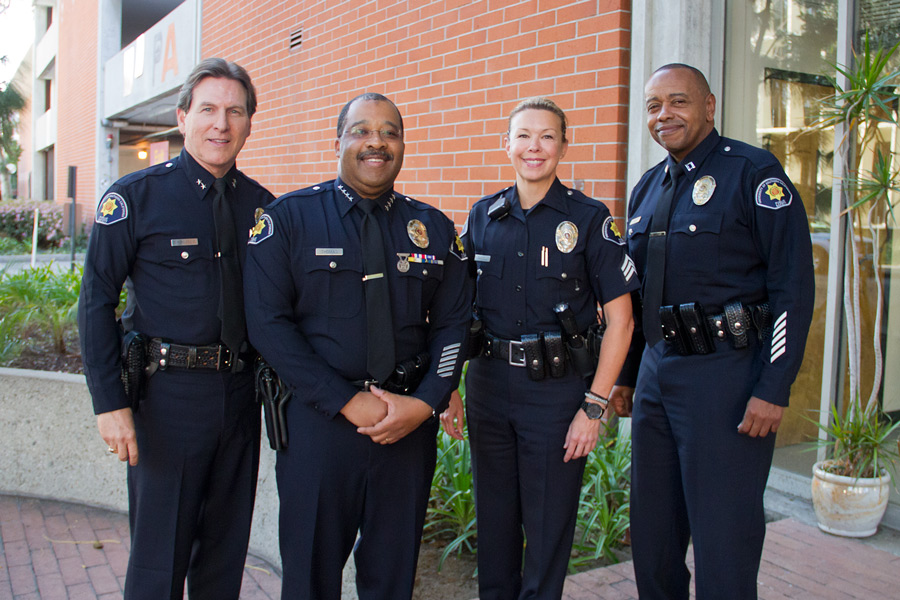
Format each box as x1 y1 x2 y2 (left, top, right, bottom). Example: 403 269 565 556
811 459 891 537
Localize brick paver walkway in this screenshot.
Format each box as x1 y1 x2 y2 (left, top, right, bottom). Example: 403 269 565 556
3 494 900 599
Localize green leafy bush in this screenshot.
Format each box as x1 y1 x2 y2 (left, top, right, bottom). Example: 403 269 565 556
0 201 69 249
0 264 82 354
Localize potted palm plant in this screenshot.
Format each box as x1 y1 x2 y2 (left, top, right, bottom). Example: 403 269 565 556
809 32 900 537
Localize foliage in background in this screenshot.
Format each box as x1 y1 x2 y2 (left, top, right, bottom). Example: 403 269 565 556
0 81 25 201
0 201 71 249
0 264 82 354
425 366 632 575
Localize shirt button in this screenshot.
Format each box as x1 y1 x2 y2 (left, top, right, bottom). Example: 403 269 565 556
516 285 522 292
689 224 697 232
516 320 523 326
181 251 189 259
517 251 524 257
423 269 428 276
329 261 337 268
561 273 567 279
628 228 633 235
477 268 483 276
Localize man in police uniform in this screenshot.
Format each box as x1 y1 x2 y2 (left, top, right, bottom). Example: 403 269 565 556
243 93 471 599
609 64 814 599
79 58 273 599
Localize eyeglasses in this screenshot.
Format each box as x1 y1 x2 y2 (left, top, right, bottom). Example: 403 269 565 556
344 127 402 141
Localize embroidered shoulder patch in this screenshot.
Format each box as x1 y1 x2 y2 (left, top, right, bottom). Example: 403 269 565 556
95 193 128 225
755 178 792 210
602 216 626 245
248 213 274 245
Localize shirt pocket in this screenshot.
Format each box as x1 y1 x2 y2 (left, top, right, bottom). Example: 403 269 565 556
397 260 445 325
475 255 504 310
146 238 215 300
535 251 586 306
668 212 723 275
301 249 364 318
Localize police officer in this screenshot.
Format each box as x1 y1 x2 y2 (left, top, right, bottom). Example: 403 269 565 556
609 64 815 599
78 58 273 599
243 93 470 600
442 97 637 599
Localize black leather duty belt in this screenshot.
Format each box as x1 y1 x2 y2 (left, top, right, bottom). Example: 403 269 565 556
483 331 526 366
659 301 771 356
482 330 568 382
147 338 249 372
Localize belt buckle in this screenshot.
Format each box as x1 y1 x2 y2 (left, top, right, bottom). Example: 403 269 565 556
362 379 379 391
508 340 526 367
216 345 233 371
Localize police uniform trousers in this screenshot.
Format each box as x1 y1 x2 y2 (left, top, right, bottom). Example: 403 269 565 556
466 356 588 600
276 398 439 600
630 335 774 600
125 368 260 600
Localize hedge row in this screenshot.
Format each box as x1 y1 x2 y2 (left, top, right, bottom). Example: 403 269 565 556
0 201 69 249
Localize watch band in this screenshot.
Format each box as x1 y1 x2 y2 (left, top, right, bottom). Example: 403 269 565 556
584 390 609 406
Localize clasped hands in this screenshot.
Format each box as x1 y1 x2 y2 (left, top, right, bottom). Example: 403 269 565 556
342 386 434 445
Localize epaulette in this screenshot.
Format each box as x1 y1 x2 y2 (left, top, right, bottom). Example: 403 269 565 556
268 181 333 209
116 156 180 186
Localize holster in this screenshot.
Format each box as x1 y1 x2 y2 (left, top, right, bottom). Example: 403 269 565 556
522 334 546 381
120 330 148 412
467 317 485 359
387 352 430 394
543 332 567 378
255 357 291 451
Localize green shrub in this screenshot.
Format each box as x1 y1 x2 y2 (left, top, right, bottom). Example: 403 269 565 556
0 201 70 249
0 263 82 353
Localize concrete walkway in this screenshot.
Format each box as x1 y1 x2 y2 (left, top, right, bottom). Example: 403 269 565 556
4 494 900 599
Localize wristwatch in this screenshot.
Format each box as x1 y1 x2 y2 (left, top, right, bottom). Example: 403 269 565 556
580 400 605 419
581 391 608 420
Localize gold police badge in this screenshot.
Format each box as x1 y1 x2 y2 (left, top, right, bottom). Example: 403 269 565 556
693 176 716 206
555 221 578 253
407 220 429 248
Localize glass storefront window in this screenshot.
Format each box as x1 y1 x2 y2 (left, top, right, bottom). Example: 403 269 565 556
724 0 838 450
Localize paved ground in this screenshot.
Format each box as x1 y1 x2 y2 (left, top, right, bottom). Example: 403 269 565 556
3 494 900 599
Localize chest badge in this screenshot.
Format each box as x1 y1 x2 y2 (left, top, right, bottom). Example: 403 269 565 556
692 176 716 206
397 253 410 272
407 220 429 248
555 221 578 253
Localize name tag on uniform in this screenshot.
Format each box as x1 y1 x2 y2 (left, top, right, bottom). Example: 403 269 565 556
170 238 199 246
315 248 344 256
474 254 491 262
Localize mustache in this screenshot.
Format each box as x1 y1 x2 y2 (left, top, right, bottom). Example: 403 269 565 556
358 150 392 161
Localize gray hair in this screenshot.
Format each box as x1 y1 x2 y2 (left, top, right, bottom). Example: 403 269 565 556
336 93 404 138
176 58 258 117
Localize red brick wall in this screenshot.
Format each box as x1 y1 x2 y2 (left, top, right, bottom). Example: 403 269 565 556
55 0 98 208
202 0 631 226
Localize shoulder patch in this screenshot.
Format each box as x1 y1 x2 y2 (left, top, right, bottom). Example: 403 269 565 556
95 192 128 225
755 178 792 210
248 213 275 245
602 216 626 246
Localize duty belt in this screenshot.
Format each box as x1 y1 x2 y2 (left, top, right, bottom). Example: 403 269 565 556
659 301 771 356
349 352 430 395
483 330 568 381
147 338 251 372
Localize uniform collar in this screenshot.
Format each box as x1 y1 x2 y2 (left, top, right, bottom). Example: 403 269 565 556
667 128 720 184
509 178 571 219
334 177 397 217
179 148 240 200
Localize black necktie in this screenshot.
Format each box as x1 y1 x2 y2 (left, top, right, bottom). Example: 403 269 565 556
642 164 682 346
358 198 396 382
212 178 246 359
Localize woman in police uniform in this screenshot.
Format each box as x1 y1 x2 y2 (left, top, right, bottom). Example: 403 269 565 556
442 97 638 599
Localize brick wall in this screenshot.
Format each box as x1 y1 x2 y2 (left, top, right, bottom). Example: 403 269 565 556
202 0 631 226
55 0 98 209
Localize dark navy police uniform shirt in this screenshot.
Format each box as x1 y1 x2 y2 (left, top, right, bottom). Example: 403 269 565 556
243 179 471 419
79 149 274 415
620 129 815 406
463 178 640 339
